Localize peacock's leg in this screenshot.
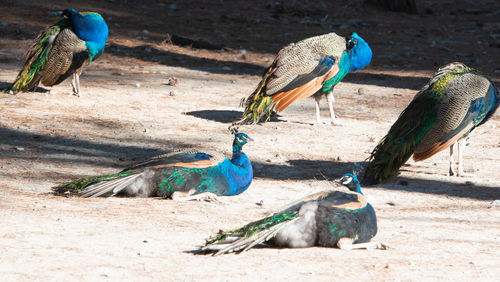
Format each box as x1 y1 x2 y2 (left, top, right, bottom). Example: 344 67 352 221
449 142 456 176
327 92 342 126
71 73 77 95
337 237 390 250
74 73 81 97
314 96 322 124
171 190 221 203
457 138 474 177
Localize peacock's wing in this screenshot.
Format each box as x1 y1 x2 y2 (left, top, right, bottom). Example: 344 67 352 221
124 149 227 171
318 190 368 210
8 18 71 92
238 32 346 124
39 28 89 86
316 191 377 246
414 70 499 160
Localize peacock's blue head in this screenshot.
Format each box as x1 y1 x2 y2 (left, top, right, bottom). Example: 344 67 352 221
62 8 109 58
336 173 363 194
346 32 372 73
233 133 252 152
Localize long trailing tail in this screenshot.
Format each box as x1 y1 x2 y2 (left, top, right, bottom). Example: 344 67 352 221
52 170 136 196
363 96 436 184
363 133 417 185
201 210 298 256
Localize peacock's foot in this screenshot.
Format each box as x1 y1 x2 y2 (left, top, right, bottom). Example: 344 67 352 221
337 237 391 250
313 119 343 126
448 168 456 176
171 191 221 203
457 172 476 178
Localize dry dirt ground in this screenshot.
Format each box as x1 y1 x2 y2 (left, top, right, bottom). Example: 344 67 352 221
1 0 500 281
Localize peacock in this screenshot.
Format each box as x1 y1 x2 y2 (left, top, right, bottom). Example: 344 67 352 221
201 173 387 255
5 8 108 96
53 133 253 201
235 32 372 125
364 62 499 184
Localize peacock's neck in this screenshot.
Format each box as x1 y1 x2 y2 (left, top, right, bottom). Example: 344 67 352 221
231 144 245 166
227 151 253 195
327 53 350 86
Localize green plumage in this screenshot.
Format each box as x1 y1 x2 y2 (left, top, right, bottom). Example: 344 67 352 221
53 170 135 194
8 18 70 93
205 210 299 245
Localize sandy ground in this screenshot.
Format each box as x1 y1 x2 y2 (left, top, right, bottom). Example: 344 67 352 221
1 0 500 281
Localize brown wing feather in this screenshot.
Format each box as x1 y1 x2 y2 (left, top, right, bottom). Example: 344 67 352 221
413 123 473 161
40 29 87 86
272 68 337 112
273 77 323 112
330 194 367 210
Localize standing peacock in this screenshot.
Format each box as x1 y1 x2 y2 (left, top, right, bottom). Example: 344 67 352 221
6 8 108 96
364 62 499 184
235 32 372 125
201 173 387 255
53 133 253 201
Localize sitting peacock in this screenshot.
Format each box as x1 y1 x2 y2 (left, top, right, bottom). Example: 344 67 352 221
5 8 108 96
201 173 387 255
53 133 253 201
364 62 499 184
235 32 372 125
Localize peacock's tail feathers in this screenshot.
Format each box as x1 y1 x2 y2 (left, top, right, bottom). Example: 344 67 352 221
202 210 299 255
233 66 275 125
234 51 288 125
7 18 70 93
52 170 136 194
363 95 437 184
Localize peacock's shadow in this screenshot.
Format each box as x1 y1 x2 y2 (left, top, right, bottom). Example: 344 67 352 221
185 110 286 124
0 81 50 93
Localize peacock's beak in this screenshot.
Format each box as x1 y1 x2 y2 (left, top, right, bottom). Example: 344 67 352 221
246 136 254 142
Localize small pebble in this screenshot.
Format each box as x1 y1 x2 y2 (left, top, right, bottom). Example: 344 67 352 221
166 77 179 86
357 88 366 95
135 83 141 88
491 199 500 207
169 91 176 96
14 147 24 151
256 200 264 206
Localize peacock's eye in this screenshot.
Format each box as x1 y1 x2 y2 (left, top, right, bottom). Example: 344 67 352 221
348 38 358 49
